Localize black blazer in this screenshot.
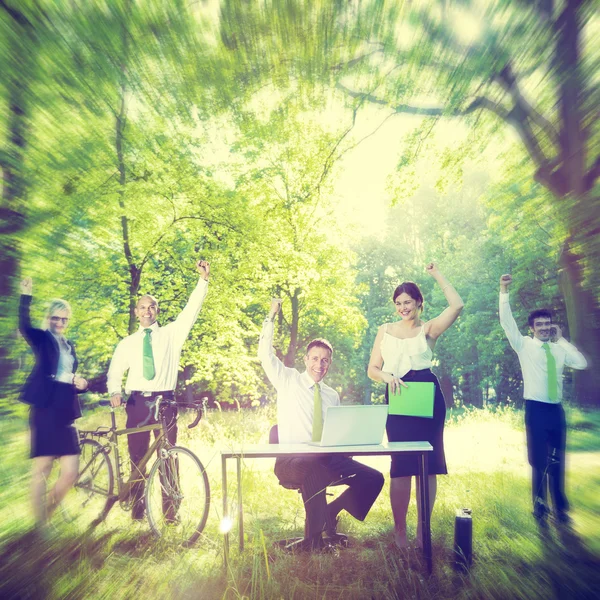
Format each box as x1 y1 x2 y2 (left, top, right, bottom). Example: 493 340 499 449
19 294 86 408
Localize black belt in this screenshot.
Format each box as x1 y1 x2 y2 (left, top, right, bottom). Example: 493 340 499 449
130 390 175 399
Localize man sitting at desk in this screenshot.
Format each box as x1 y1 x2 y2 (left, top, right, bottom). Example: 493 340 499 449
258 298 384 552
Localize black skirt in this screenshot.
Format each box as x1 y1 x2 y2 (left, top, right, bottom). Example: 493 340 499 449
385 368 447 477
30 381 81 458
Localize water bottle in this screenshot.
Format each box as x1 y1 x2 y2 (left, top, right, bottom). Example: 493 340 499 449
453 508 473 571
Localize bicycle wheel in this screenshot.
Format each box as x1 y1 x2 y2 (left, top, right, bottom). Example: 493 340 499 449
61 439 114 529
145 446 210 545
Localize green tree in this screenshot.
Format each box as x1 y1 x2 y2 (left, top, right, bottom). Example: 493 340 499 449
231 97 367 398
218 0 600 403
0 2 40 393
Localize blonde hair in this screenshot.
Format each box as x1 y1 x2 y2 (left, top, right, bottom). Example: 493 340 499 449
42 298 72 330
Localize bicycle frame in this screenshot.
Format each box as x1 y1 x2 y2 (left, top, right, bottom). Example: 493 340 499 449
79 408 170 506
107 409 170 502
72 398 208 543
77 397 203 519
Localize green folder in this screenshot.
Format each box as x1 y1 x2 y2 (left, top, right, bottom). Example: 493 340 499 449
388 382 435 418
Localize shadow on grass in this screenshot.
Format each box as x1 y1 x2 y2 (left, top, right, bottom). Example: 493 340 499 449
110 529 221 562
110 531 156 556
539 524 600 600
0 529 114 600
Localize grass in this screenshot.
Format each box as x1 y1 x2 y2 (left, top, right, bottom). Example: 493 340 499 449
1 404 599 599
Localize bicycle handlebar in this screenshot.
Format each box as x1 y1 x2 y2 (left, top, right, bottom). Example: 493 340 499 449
97 397 203 429
184 404 203 429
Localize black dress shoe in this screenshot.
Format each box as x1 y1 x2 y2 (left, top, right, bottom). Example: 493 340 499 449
533 512 549 532
553 511 573 526
283 536 329 553
323 532 349 547
324 512 348 546
533 500 548 522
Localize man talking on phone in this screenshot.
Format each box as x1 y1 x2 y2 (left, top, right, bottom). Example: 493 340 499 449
499 274 587 528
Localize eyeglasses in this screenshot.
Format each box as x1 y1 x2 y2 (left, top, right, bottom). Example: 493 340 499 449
50 316 69 324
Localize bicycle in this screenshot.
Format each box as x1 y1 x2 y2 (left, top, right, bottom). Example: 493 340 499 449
61 395 210 546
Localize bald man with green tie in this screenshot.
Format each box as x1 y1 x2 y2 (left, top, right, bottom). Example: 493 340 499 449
499 274 587 528
107 260 210 520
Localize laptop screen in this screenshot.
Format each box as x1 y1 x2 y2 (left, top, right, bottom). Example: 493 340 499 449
315 405 388 446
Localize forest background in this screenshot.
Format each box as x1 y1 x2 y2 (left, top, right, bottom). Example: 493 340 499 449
1 0 599 414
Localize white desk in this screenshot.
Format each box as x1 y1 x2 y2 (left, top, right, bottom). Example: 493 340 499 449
221 441 433 573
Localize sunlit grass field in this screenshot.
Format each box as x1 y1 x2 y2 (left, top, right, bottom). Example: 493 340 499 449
1 403 599 599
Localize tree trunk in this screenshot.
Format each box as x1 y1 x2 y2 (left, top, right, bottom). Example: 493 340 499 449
363 377 373 405
182 364 195 404
462 370 483 408
284 288 300 367
439 374 454 409
115 90 139 334
0 4 36 395
559 241 600 405
115 6 139 335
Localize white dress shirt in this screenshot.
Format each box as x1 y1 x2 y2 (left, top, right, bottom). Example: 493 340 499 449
107 278 208 395
51 333 75 384
258 318 339 444
499 292 587 403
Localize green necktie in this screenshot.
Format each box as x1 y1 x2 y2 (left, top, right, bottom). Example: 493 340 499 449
312 383 323 442
143 328 155 380
542 343 558 401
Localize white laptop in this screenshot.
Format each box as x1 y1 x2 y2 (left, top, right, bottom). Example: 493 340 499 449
307 405 388 447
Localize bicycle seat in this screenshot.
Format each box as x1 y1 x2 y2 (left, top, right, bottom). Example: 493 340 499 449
92 427 112 436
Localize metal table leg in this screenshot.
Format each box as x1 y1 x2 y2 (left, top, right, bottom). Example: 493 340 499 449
222 455 229 568
237 456 244 551
419 452 432 574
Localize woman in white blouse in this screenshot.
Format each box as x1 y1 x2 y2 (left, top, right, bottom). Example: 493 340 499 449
368 263 464 548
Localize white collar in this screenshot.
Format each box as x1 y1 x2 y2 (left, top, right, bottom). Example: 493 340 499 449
50 331 68 345
531 336 551 347
302 370 322 390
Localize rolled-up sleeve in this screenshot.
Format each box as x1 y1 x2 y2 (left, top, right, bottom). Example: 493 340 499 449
556 338 588 370
107 339 129 395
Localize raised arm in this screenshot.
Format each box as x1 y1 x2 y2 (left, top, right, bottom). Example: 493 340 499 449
258 298 289 388
18 277 45 347
170 260 210 346
424 263 464 340
498 274 524 353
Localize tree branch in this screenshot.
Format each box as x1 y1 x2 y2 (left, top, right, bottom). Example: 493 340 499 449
337 77 570 195
584 154 600 193
330 46 384 72
497 69 559 147
341 111 398 156
337 82 510 120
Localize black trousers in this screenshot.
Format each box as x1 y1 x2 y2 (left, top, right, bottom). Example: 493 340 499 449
126 392 178 518
274 455 384 539
524 400 569 515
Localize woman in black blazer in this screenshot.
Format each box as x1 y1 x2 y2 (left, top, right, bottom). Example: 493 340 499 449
19 277 88 528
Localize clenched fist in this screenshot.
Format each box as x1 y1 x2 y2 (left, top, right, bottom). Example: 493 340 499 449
500 274 512 292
